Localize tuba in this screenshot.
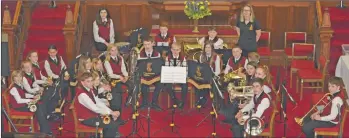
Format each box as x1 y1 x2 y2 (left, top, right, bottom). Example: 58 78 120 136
125 47 139 106
294 93 332 126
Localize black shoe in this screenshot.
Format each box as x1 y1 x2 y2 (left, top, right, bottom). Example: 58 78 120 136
200 97 208 107
151 103 162 111
138 103 148 110
47 114 60 122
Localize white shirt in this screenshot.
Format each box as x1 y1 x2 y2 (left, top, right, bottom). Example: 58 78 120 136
165 56 188 76
78 87 112 116
198 37 224 49
199 54 221 76
104 56 128 79
160 33 177 43
320 94 343 124
93 19 115 43
224 56 241 74
10 84 32 104
44 56 67 79
138 50 161 60
241 92 271 120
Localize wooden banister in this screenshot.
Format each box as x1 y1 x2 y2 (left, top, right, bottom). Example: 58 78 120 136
73 1 80 24
316 0 322 28
319 8 333 60
12 1 22 26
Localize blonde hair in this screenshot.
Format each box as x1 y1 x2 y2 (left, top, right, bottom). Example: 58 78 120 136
248 52 260 61
77 55 91 75
92 58 102 71
26 50 38 60
105 44 119 61
11 70 23 84
240 4 255 22
91 71 100 80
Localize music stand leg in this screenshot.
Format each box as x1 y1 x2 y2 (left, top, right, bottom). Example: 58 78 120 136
206 112 220 138
196 113 211 127
153 105 181 137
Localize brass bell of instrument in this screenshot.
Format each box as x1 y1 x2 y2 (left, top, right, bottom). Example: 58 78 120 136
28 101 37 112
102 115 111 124
244 117 265 136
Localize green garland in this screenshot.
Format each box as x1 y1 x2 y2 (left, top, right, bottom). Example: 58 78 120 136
184 0 212 20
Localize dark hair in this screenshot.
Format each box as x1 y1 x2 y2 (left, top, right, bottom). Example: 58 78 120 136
252 78 264 86
328 76 344 87
48 45 57 50
96 8 111 25
201 43 217 64
247 61 258 69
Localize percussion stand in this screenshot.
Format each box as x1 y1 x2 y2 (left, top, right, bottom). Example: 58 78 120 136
153 104 181 137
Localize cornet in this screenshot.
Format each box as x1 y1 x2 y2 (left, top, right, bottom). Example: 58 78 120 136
101 115 111 124
294 93 332 126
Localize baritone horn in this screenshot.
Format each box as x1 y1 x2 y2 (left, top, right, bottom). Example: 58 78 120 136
294 93 332 126
243 117 265 136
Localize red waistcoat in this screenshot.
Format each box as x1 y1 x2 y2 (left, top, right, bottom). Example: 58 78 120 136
167 54 185 67
322 91 344 122
47 56 63 75
154 33 174 46
228 56 246 71
75 87 97 120
9 84 27 109
109 56 123 76
32 63 43 80
253 92 272 124
97 19 111 42
139 49 160 58
24 73 35 88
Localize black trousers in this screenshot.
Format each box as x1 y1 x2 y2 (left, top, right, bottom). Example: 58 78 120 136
95 42 108 52
302 116 336 138
241 49 257 57
82 117 120 138
41 86 60 113
109 81 132 120
220 99 240 121
194 88 209 101
141 81 163 105
164 83 188 105
14 104 52 134
230 99 245 137
59 80 69 100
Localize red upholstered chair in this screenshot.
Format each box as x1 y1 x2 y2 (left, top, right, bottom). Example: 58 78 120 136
296 55 329 100
284 32 307 58
313 92 349 137
257 31 271 56
289 43 316 88
72 99 103 137
2 84 36 132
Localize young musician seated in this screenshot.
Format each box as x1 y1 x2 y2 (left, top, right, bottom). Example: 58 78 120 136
92 58 107 79
93 8 115 52
199 43 221 76
27 51 46 79
75 72 122 137
93 75 112 107
154 22 176 57
164 43 187 109
244 52 260 69
44 45 70 100
302 76 345 138
9 70 53 134
137 37 162 111
224 46 246 74
239 61 258 86
198 27 224 49
255 66 274 94
104 44 131 123
69 52 91 101
232 78 272 137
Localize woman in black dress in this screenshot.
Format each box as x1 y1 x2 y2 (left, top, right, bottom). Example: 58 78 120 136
235 4 262 57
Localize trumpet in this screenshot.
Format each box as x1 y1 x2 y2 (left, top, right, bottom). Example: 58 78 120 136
294 93 332 126
101 115 111 124
27 96 40 112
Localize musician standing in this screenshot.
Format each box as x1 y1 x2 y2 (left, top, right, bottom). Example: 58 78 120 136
164 43 187 109
224 46 246 74
302 77 344 138
138 37 163 111
44 45 69 100
154 22 176 58
9 70 52 134
233 78 272 137
198 27 224 49
104 44 131 124
75 72 122 137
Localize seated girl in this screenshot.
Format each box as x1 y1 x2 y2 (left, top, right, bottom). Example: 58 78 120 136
93 8 115 52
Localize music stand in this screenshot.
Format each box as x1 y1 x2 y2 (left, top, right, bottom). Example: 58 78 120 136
278 83 296 137
153 104 181 137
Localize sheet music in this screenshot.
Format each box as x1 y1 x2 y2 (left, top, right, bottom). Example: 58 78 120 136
157 42 169 46
161 66 187 84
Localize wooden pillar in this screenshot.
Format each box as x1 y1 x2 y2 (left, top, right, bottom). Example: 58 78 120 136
319 8 333 60
63 5 75 63
2 5 16 72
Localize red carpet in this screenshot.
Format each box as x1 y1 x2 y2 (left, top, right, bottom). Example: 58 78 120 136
23 4 73 61
3 66 349 137
328 7 349 75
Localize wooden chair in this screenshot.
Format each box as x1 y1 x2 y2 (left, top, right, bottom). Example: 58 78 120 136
71 100 103 138
313 91 349 137
2 84 36 132
289 43 316 88
296 55 329 100
284 32 307 58
257 31 271 57
245 101 278 137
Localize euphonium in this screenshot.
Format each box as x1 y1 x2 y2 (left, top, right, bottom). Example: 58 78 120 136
101 115 111 124
243 117 265 136
223 67 244 82
294 93 332 126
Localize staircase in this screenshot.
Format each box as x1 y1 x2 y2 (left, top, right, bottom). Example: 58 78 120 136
328 7 349 75
23 4 74 61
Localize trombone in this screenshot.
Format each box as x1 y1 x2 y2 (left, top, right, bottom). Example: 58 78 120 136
294 93 332 126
